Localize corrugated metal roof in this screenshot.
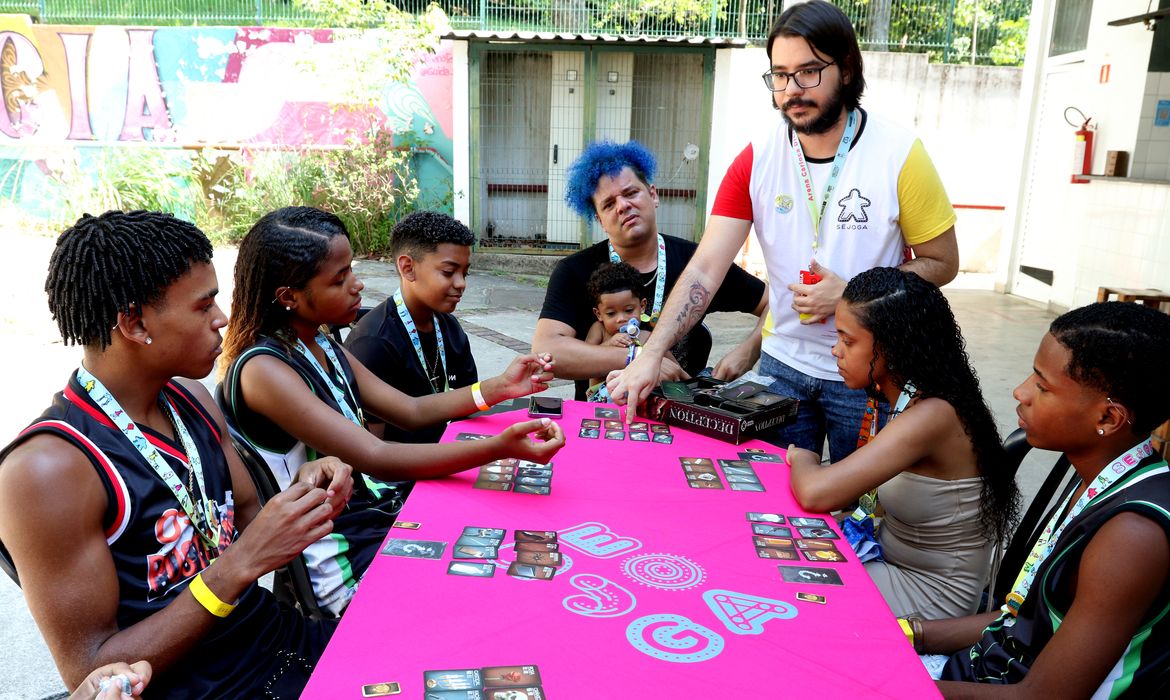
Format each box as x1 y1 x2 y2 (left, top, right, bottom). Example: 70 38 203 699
444 29 749 47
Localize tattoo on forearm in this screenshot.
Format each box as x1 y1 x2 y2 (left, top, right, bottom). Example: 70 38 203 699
668 282 711 346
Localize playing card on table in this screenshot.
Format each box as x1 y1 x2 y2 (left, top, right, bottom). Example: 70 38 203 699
595 407 619 418
680 457 713 466
752 523 792 537
682 462 717 474
797 526 840 539
473 480 513 492
756 546 799 560
360 681 401 697
481 665 542 688
507 562 557 580
746 511 785 523
687 478 724 490
725 474 762 484
739 451 785 463
651 433 674 444
581 419 601 429
455 433 492 441
477 471 514 483
603 420 624 430
514 484 551 496
516 542 559 552
795 538 840 551
650 424 671 434
486 458 520 467
481 465 516 475
778 565 844 586
802 549 848 563
462 526 506 540
453 544 498 559
629 421 649 432
578 427 600 439
456 535 500 548
687 471 721 484
515 475 551 487
604 430 625 440
730 482 766 492
754 535 795 549
790 516 829 528
515 530 557 543
381 538 446 559
423 668 481 691
721 464 757 476
629 431 650 442
483 689 544 700
447 561 496 578
517 466 552 478
515 550 563 567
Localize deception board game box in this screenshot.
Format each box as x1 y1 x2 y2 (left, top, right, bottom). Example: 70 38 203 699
643 377 798 445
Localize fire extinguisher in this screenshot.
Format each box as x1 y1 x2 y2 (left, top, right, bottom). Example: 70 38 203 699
1066 106 1093 184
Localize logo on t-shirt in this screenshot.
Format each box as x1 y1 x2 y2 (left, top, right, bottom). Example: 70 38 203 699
837 188 871 225
774 194 794 214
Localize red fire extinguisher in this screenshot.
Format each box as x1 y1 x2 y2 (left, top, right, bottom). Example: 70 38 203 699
1066 107 1093 184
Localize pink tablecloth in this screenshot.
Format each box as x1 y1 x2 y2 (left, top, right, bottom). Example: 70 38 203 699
303 401 939 698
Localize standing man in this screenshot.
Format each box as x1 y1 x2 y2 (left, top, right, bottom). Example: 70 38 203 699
533 140 769 399
610 0 958 461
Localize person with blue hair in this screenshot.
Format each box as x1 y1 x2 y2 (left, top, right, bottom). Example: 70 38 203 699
534 140 769 399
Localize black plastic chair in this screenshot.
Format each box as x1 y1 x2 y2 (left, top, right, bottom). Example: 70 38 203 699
987 428 1078 607
214 386 334 620
0 538 18 587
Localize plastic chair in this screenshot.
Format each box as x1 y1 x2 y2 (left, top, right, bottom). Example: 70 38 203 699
0 538 18 587
987 428 1078 607
214 387 334 620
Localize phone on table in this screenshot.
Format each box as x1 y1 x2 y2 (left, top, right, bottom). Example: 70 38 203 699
528 396 563 419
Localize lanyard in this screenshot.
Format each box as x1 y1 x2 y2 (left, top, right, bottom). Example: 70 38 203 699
393 289 448 393
853 384 915 516
1003 438 1156 616
790 109 858 254
76 365 222 549
293 333 365 428
609 233 667 325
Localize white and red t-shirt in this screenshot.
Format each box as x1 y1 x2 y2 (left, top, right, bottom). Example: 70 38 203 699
712 108 956 380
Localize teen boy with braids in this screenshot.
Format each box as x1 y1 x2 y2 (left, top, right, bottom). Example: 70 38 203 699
0 210 351 698
346 211 480 444
923 303 1170 697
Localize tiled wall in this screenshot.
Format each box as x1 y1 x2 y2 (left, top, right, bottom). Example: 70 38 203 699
1133 71 1170 179
1070 178 1170 308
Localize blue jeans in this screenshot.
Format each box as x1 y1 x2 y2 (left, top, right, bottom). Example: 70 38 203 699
758 353 887 462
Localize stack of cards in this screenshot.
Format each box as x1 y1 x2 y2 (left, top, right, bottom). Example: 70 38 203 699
680 457 723 489
717 459 766 492
745 512 847 562
507 530 563 581
421 664 544 699
473 459 554 496
447 526 507 578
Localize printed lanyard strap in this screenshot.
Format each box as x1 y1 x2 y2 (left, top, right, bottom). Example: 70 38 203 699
609 233 667 324
1003 438 1156 616
854 384 915 516
393 289 448 393
791 109 858 253
293 333 365 428
76 365 221 548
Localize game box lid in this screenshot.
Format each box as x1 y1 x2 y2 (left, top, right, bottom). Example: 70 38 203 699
643 377 798 444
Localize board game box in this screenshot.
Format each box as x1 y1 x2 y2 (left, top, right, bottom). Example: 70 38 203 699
642 377 798 444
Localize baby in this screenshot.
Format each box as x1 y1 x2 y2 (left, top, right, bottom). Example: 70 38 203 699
584 262 651 398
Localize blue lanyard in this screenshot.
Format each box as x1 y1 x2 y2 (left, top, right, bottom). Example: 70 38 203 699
393 289 448 393
790 109 858 253
293 333 365 427
608 234 667 325
76 365 222 549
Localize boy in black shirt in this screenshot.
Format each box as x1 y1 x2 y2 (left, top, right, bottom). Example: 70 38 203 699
346 212 478 443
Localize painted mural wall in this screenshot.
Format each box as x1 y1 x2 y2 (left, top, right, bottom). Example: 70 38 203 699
0 14 454 215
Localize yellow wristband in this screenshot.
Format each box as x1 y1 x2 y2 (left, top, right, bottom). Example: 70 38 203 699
189 572 235 618
897 618 914 646
471 382 490 412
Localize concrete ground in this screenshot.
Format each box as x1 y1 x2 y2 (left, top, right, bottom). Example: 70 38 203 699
0 229 1058 698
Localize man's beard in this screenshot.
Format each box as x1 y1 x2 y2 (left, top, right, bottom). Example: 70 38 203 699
778 83 847 136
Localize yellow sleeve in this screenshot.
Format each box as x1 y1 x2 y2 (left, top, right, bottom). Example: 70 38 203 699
896 139 957 246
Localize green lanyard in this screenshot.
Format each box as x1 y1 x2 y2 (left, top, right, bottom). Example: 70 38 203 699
790 109 858 254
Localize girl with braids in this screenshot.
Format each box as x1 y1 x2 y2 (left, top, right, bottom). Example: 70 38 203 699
926 302 1170 697
0 210 351 698
786 267 1020 619
219 206 564 615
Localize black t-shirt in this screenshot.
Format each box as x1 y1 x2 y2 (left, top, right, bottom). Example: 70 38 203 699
345 300 478 444
539 234 765 398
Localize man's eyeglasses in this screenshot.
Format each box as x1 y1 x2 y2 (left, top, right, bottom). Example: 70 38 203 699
761 62 835 92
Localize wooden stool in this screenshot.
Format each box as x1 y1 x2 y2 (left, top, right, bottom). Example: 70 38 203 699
1098 287 1170 458
1096 286 1170 309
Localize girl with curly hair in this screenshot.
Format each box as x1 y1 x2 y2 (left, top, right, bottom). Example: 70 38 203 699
787 267 1019 619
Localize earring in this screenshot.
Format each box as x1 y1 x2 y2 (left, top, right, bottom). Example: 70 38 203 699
145 337 153 345
1097 428 1104 435
285 306 292 311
